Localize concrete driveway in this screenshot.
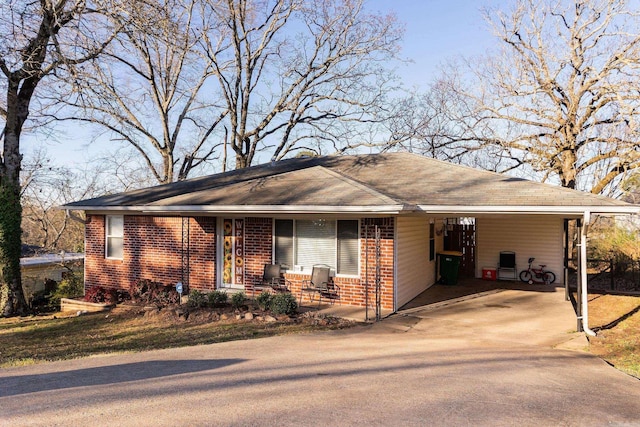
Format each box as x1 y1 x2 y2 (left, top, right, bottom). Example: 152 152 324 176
1 286 639 426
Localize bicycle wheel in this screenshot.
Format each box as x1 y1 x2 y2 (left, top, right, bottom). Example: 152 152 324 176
519 270 532 283
543 271 556 284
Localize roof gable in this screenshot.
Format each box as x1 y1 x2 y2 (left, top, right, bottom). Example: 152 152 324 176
150 165 399 207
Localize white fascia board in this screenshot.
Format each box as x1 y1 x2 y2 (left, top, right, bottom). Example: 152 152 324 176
418 205 640 216
74 205 405 215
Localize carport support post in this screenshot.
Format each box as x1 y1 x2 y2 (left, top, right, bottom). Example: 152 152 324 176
579 212 596 337
563 219 570 302
576 219 583 332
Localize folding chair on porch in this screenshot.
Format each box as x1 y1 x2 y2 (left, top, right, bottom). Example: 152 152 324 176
299 265 340 306
252 264 289 297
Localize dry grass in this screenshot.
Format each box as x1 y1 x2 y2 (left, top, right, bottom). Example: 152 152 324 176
3 294 639 378
586 292 640 378
0 305 356 368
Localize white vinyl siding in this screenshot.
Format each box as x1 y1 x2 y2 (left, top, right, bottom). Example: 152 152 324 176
396 216 433 308
476 216 564 283
105 215 124 259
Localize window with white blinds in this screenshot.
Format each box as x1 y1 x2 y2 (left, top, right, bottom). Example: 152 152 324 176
274 219 359 275
296 220 336 269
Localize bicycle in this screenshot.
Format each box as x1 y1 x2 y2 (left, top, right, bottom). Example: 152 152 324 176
519 257 556 285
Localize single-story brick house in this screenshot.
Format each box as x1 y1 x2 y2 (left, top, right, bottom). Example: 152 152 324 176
63 153 638 329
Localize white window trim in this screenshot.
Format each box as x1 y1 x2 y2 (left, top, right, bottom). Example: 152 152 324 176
105 215 124 260
273 218 360 278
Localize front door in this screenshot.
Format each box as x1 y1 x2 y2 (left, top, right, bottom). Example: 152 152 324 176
220 218 245 288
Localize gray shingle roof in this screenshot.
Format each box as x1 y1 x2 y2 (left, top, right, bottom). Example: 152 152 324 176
63 152 637 214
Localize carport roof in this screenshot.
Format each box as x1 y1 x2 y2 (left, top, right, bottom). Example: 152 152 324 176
63 152 639 216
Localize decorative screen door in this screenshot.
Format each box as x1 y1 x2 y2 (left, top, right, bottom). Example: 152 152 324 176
222 218 244 286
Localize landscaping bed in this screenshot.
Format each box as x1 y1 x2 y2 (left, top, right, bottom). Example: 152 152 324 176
0 299 357 368
0 279 358 367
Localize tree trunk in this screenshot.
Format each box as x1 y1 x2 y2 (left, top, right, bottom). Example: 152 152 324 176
0 177 26 316
1 80 34 316
1 129 27 316
559 147 578 190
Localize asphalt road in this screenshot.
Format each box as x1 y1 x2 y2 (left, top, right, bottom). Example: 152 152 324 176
1 288 639 426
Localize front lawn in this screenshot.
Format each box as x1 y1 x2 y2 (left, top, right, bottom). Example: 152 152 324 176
2 292 639 379
586 292 640 379
0 304 355 368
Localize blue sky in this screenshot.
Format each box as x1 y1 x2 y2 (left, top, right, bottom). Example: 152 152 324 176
27 0 503 170
367 0 501 86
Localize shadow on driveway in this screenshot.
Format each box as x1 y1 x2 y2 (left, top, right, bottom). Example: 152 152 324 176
0 359 245 397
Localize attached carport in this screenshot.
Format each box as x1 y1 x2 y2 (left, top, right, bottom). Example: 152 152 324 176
416 205 640 335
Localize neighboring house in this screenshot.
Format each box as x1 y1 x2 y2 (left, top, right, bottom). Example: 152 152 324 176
20 252 85 300
63 153 638 321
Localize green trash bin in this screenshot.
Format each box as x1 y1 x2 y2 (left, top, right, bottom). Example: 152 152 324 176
438 251 463 285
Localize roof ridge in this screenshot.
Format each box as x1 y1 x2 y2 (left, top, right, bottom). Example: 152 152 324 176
313 165 405 206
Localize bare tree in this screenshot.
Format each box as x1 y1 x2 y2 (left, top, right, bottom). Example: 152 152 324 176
396 0 640 193
21 149 105 252
446 0 640 194
201 0 402 169
0 0 119 316
56 0 225 184
383 80 487 164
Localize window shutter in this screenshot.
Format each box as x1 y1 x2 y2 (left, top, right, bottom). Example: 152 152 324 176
337 220 359 275
296 220 336 270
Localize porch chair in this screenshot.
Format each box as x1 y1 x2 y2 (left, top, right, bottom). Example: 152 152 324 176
299 265 340 306
497 251 517 280
252 264 289 297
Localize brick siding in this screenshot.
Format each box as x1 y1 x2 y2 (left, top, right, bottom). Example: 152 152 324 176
84 215 395 310
85 215 216 293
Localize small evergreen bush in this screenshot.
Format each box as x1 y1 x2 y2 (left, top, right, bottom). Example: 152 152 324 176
256 291 272 311
207 290 228 307
269 292 298 316
230 291 246 309
187 290 207 308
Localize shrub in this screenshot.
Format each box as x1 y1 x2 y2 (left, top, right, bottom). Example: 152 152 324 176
130 279 178 306
256 291 272 311
230 291 246 309
269 292 298 316
187 290 207 308
49 274 84 308
84 285 119 304
207 290 228 307
153 288 180 306
129 279 154 301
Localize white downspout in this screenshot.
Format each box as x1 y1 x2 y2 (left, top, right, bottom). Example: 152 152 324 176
580 211 596 337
